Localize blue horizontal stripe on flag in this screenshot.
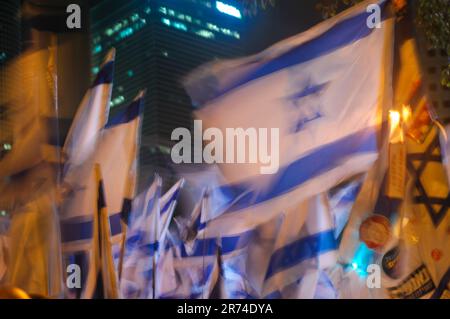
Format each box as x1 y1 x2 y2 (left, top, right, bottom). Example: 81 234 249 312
61 212 122 243
198 126 378 228
160 188 181 215
265 229 336 280
205 1 387 102
105 96 143 128
92 60 114 87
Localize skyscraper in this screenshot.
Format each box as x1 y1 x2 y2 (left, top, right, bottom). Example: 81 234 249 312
90 0 246 188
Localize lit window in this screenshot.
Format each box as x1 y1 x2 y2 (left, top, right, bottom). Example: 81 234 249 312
216 1 242 19
168 9 175 16
145 6 151 14
221 28 231 35
127 70 134 77
119 27 134 39
92 44 102 54
111 95 125 107
161 18 171 26
0 210 7 217
177 13 185 20
131 13 139 22
159 6 167 14
92 66 99 74
206 23 219 31
161 50 169 57
173 21 187 31
105 28 114 36
196 29 215 39
185 15 192 22
3 143 12 150
114 22 122 31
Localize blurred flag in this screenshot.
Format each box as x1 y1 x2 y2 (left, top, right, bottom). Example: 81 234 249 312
185 0 394 236
6 191 64 298
0 48 55 178
91 164 119 299
95 91 145 275
327 176 364 241
120 176 162 299
160 190 220 299
61 90 144 298
402 125 450 297
0 215 9 282
63 48 115 171
0 45 62 212
262 194 337 298
159 179 185 243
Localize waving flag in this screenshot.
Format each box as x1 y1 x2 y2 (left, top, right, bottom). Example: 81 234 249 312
159 179 185 242
160 190 220 299
91 164 119 299
185 0 394 237
95 91 145 275
120 176 162 299
63 48 115 171
0 48 56 178
60 90 144 299
262 194 337 298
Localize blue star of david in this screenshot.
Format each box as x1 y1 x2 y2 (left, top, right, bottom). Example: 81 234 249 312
286 82 328 133
407 136 450 227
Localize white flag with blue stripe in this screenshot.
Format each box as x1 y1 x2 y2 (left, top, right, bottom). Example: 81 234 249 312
63 48 115 171
159 190 220 299
61 90 144 298
262 194 338 298
120 176 162 299
185 0 394 236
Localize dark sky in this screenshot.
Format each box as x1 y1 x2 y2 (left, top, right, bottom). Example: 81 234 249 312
241 0 323 54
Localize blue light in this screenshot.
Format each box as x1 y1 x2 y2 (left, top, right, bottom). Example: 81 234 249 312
216 1 242 19
350 243 374 277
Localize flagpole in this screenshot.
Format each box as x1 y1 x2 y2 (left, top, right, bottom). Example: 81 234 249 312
47 33 64 298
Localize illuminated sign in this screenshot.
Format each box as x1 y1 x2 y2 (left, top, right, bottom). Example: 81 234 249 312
215 1 241 19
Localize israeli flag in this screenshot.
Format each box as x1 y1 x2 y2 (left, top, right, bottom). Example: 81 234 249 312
159 190 220 299
120 176 162 299
63 48 115 170
185 0 394 236
327 176 364 240
159 179 185 244
61 91 144 298
95 91 145 269
217 218 276 299
261 194 338 298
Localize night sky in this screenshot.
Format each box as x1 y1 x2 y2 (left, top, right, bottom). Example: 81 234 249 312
241 0 323 54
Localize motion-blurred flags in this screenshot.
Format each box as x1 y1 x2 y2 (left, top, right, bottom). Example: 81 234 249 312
120 176 161 299
63 48 115 171
184 0 394 236
92 164 119 299
0 49 55 178
6 191 64 298
262 194 337 298
160 190 220 299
